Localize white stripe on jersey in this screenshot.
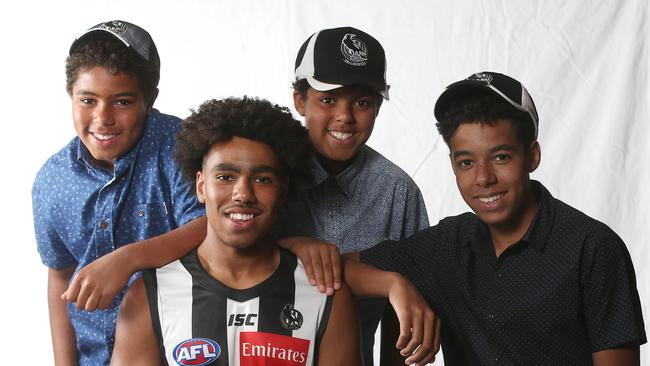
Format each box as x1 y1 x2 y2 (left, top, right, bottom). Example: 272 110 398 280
226 297 260 366
156 260 194 365
293 258 328 365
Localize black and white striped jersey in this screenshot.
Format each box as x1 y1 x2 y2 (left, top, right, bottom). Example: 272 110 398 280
142 248 333 366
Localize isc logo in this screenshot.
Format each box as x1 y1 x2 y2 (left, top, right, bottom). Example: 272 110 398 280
228 313 257 326
172 337 221 366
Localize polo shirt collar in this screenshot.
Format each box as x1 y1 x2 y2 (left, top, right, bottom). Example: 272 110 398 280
306 147 367 198
464 180 554 253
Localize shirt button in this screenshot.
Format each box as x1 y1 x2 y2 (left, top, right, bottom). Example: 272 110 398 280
488 313 496 320
99 221 108 230
137 210 145 217
497 273 503 279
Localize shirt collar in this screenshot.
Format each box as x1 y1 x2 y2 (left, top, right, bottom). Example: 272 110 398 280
305 146 368 198
464 180 554 253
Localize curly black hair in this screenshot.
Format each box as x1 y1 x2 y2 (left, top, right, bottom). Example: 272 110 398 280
175 96 312 183
436 93 536 149
65 32 160 105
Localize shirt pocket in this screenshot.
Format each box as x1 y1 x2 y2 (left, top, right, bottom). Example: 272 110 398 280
129 201 174 238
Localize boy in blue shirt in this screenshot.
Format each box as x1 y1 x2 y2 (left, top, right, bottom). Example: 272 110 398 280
32 20 205 365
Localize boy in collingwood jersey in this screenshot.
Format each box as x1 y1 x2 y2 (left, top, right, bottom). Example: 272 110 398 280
110 97 361 365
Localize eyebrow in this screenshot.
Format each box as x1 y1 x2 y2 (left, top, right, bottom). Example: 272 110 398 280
211 163 279 175
451 144 518 158
74 90 139 98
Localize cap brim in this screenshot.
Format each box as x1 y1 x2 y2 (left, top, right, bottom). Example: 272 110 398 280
306 75 389 100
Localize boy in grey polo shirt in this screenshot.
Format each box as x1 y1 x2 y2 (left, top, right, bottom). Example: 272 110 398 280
280 26 429 365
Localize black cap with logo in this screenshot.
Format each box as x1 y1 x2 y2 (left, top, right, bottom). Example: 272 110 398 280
294 26 389 100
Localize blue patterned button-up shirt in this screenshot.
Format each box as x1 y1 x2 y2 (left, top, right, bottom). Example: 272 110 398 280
32 109 205 365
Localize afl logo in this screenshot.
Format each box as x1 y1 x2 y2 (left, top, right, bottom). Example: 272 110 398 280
280 304 303 331
98 20 128 34
468 72 493 84
340 33 368 66
172 337 221 366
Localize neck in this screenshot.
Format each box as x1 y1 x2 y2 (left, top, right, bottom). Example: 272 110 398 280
197 234 280 290
316 153 356 176
489 185 540 257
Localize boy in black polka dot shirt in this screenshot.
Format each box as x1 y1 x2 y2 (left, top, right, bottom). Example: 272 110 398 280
358 71 646 365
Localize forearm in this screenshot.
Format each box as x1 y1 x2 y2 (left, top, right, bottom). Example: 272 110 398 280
343 257 403 298
121 216 206 271
592 346 639 366
48 267 78 365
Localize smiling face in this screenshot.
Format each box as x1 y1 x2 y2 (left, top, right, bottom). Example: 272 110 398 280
293 85 380 174
71 66 152 170
196 137 287 250
449 119 541 232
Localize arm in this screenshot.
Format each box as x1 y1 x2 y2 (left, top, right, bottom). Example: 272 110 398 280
61 217 207 311
344 257 439 366
63 216 206 311
317 283 362 366
592 345 639 366
110 277 161 366
48 266 78 366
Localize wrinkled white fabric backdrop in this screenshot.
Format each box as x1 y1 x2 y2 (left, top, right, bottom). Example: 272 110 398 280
1 0 646 364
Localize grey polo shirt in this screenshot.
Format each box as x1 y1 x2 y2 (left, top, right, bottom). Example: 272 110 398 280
277 145 429 365
278 145 429 252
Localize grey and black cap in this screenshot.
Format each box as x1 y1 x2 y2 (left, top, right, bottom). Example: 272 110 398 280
69 20 159 67
434 71 539 138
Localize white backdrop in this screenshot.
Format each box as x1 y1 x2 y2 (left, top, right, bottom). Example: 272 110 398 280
1 0 647 364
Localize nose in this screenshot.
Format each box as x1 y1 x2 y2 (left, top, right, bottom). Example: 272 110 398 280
93 102 115 126
335 103 354 124
475 162 496 187
233 178 256 204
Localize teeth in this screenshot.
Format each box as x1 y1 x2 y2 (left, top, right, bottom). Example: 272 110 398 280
93 133 118 141
229 213 254 221
478 194 502 203
329 130 353 140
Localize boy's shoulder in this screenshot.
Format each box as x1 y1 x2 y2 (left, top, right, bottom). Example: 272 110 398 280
140 109 183 143
34 137 81 186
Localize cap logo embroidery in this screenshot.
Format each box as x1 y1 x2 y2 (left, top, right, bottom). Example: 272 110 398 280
340 33 368 66
98 20 127 34
280 304 303 330
468 72 493 84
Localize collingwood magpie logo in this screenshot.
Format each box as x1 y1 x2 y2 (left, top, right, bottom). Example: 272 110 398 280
98 20 127 34
468 72 493 84
340 33 368 66
280 304 303 330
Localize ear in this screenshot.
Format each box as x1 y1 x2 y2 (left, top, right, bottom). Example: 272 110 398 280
527 141 541 173
195 170 206 204
293 90 306 116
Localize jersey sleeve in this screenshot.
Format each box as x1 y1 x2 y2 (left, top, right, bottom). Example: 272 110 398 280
32 174 77 269
581 226 647 351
